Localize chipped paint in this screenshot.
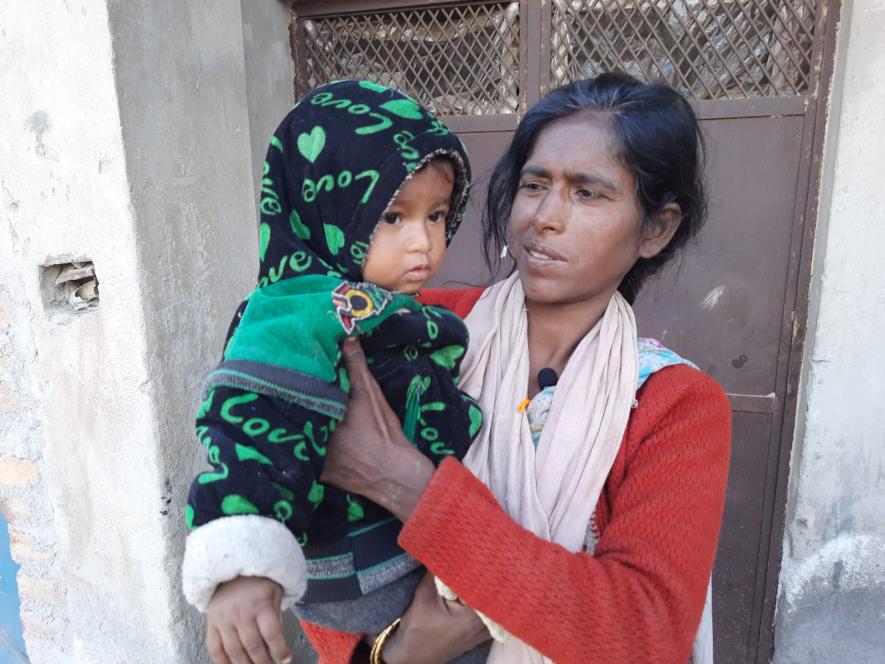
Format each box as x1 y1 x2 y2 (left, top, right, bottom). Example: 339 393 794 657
700 285 726 310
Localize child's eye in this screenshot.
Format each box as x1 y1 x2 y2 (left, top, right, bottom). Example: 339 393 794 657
382 213 400 225
428 210 447 223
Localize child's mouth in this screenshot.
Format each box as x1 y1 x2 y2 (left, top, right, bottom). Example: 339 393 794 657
405 266 431 280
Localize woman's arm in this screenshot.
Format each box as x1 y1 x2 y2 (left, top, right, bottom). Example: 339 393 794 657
312 339 489 664
397 366 730 664
322 341 729 663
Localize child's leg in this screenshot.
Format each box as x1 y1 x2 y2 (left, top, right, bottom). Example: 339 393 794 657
294 567 423 634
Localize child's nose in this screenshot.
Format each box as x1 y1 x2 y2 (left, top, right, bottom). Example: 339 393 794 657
406 221 432 252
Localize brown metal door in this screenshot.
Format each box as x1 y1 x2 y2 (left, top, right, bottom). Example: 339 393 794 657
290 1 839 660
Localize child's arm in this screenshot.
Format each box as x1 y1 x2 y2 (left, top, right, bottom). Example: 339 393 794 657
182 385 335 612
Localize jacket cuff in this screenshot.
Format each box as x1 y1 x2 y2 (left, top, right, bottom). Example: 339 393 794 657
182 515 307 612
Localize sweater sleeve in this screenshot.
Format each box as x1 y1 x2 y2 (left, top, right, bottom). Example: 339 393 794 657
417 287 483 320
300 620 363 664
398 367 731 664
182 387 337 611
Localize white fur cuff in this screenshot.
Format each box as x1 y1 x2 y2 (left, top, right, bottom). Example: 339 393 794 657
182 515 307 612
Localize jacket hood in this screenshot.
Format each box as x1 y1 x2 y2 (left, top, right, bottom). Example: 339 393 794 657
256 80 471 286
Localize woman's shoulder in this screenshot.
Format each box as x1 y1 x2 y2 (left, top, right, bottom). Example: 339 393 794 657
634 363 730 425
619 364 731 476
601 364 730 519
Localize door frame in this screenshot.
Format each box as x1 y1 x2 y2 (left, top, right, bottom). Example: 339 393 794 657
287 2 844 659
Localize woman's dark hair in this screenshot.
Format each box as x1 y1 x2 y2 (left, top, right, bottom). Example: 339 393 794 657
482 72 707 303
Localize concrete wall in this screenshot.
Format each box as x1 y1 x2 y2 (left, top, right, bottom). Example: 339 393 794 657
106 1 260 661
0 1 188 659
0 0 288 660
241 0 296 193
774 1 885 661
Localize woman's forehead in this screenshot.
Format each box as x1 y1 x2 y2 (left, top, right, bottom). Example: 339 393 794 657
527 114 626 180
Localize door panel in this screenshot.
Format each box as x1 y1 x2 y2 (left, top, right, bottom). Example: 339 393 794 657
290 2 839 660
430 130 515 288
714 411 775 663
635 116 806 396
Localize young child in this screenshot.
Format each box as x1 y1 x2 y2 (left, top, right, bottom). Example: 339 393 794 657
181 80 489 661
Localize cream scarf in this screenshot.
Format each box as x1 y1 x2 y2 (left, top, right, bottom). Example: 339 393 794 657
436 272 638 664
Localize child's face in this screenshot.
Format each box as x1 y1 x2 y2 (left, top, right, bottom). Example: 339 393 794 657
362 161 454 292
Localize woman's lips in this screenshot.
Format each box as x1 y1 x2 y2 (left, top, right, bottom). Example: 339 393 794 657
523 241 565 267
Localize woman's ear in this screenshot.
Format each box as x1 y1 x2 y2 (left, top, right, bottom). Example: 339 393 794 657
639 203 682 259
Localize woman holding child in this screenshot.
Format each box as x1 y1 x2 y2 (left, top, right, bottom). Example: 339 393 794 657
194 73 731 664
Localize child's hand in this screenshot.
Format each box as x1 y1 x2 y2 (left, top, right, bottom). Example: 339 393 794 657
206 576 292 664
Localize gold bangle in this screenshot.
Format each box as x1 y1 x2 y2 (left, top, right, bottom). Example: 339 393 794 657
369 617 401 664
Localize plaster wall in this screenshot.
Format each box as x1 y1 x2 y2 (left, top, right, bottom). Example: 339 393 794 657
241 0 297 194
0 1 182 660
774 1 885 661
1 0 270 660
105 1 259 661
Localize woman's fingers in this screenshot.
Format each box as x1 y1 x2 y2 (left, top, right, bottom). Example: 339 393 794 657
256 607 292 664
207 626 233 664
341 335 368 367
341 337 407 436
342 339 390 415
323 336 433 515
390 573 489 664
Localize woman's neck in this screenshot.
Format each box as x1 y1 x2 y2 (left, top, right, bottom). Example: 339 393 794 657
525 295 611 397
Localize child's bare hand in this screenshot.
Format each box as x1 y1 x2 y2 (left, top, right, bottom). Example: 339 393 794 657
206 576 292 664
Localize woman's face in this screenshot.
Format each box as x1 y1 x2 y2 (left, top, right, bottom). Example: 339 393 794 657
508 112 667 309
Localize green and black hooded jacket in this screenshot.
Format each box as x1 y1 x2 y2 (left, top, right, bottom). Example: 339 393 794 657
185 81 482 606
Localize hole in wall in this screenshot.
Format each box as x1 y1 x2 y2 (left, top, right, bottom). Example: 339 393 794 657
40 260 99 316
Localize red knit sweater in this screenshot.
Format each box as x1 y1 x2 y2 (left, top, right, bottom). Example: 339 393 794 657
301 288 731 663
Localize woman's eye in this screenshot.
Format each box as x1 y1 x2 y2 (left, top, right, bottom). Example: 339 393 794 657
577 188 599 200
519 180 544 192
382 213 400 225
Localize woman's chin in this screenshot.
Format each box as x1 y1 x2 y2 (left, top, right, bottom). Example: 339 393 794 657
517 267 562 302
520 282 568 307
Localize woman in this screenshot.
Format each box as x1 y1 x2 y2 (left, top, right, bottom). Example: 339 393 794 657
211 73 730 664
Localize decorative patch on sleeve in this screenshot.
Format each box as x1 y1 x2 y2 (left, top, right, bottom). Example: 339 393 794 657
332 281 394 334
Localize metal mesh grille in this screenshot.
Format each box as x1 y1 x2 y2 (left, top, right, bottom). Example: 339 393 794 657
296 3 520 115
550 0 818 99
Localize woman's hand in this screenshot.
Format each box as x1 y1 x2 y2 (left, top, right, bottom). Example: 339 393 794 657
205 576 291 664
321 337 436 522
377 573 490 664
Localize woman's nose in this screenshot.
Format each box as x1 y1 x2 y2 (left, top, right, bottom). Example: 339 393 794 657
532 189 566 233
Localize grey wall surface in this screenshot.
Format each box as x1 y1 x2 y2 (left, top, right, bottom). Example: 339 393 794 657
106 1 259 660
774 1 885 662
1 0 286 660
1 0 217 659
241 0 296 194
